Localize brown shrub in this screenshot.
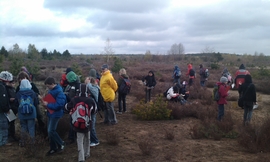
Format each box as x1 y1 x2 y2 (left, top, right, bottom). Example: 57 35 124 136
190 124 204 139
164 127 175 140
169 102 198 120
237 125 258 153
138 135 154 156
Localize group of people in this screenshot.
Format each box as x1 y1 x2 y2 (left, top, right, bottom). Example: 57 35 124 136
0 64 131 162
216 64 257 126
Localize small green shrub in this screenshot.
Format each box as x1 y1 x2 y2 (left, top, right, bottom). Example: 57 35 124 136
210 63 219 70
132 95 171 120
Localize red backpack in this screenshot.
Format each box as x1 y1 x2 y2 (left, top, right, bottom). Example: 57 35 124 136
70 102 92 130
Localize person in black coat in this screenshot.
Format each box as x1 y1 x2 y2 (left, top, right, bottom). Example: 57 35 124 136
142 71 156 103
238 74 257 126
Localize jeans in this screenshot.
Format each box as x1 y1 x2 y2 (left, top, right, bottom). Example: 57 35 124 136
217 104 224 121
0 113 8 146
145 88 152 103
118 93 127 112
243 101 253 124
90 113 99 144
104 102 117 124
200 81 205 87
77 132 90 162
20 119 35 144
173 78 180 85
47 117 64 150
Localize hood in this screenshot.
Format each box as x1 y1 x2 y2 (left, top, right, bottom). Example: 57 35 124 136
20 79 32 89
188 64 192 69
239 64 245 70
244 74 252 84
148 70 155 76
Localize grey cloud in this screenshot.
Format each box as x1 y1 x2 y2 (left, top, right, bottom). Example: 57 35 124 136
43 0 168 13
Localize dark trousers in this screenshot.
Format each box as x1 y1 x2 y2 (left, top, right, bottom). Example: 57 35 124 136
145 88 152 103
118 93 127 112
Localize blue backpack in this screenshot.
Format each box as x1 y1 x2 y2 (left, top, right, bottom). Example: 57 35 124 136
19 95 35 114
175 69 181 77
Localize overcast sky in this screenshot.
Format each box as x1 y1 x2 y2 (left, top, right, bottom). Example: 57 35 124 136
1 0 270 55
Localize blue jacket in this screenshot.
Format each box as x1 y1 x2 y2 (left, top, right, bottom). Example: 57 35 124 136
16 89 37 120
47 84 66 118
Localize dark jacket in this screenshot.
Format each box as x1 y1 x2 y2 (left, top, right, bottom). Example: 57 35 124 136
217 82 228 105
142 71 156 88
6 85 18 114
0 81 10 113
46 84 66 118
117 74 129 93
65 93 97 133
238 75 256 102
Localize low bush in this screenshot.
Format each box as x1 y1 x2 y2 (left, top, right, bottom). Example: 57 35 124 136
105 128 120 146
138 135 154 156
132 95 171 120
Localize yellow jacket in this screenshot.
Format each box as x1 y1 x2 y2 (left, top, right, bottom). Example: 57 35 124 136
100 70 118 102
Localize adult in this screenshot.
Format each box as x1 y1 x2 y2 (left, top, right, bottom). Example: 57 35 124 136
234 64 250 89
172 65 181 85
142 71 156 103
100 64 118 125
199 64 207 87
216 76 229 121
238 75 257 126
117 68 129 114
0 71 14 146
42 77 66 156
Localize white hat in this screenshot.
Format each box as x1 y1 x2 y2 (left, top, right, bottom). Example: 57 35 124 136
0 71 13 82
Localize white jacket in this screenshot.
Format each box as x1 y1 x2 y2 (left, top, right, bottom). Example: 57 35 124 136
166 87 179 100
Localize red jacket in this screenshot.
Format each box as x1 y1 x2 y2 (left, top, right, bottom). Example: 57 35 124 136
217 82 228 105
186 64 195 78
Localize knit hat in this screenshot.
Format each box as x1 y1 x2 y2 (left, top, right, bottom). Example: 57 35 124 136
66 67 73 74
220 76 228 83
89 69 97 79
101 64 109 70
66 71 77 83
20 79 32 89
0 71 13 82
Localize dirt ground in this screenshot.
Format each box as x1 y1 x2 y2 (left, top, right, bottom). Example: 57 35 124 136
0 88 270 162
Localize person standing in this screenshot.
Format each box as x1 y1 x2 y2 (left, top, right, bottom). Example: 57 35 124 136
142 71 156 103
117 68 129 114
216 76 229 121
234 64 250 89
199 64 207 87
42 77 66 156
65 83 97 162
100 64 118 125
16 79 38 147
186 63 195 86
85 73 100 147
238 75 257 126
0 71 14 146
172 65 181 85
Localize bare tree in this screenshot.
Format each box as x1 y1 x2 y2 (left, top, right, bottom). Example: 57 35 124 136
201 46 215 54
167 43 185 55
102 38 115 62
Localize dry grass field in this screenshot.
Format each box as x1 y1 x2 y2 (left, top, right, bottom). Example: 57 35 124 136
0 54 270 162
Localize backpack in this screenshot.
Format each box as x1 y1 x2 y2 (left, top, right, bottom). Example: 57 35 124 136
65 83 80 102
175 69 181 77
71 102 92 130
203 68 209 78
212 85 220 101
189 69 195 77
163 87 170 98
119 78 131 95
19 95 35 114
96 90 105 112
0 83 10 113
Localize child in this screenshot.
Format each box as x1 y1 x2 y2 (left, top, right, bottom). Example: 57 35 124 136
65 83 97 162
16 79 38 146
216 76 229 121
142 71 156 103
42 77 66 156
